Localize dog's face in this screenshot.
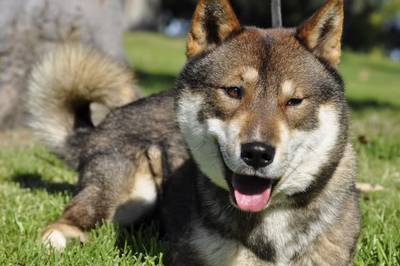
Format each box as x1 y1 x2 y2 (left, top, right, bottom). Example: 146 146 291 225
177 0 347 212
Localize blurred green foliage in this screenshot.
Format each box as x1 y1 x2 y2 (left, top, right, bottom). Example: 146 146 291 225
161 0 400 50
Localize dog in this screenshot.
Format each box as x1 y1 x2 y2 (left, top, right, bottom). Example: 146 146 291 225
27 0 360 265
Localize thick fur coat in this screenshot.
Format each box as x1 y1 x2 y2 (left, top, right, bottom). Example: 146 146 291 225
27 0 360 265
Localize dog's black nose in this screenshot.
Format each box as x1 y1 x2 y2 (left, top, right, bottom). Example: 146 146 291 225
241 142 275 169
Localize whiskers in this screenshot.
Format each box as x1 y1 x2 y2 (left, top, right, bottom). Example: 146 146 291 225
285 142 318 178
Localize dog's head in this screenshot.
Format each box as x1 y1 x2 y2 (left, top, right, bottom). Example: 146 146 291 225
177 0 348 212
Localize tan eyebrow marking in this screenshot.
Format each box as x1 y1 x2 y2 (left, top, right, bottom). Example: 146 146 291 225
242 67 259 84
281 80 295 97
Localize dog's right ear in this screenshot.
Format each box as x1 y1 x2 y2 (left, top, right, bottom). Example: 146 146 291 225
186 0 241 58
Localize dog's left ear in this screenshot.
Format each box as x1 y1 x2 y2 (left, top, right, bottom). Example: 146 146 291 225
186 0 241 58
297 0 344 67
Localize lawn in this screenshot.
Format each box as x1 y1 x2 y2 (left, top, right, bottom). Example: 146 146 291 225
0 32 399 265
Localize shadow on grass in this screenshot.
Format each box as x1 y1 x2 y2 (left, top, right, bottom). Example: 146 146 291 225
12 174 76 195
114 200 165 259
115 222 165 261
348 99 400 111
134 70 176 94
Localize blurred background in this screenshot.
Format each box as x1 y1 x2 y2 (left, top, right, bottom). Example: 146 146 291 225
161 0 400 52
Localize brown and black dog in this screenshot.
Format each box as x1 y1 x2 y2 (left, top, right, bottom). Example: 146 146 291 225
28 0 360 265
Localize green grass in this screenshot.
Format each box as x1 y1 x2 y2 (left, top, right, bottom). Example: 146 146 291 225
0 32 399 265
125 32 186 94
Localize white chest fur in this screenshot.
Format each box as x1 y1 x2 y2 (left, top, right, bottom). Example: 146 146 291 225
190 204 337 266
190 223 268 266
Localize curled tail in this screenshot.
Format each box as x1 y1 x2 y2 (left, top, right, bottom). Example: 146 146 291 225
27 44 140 160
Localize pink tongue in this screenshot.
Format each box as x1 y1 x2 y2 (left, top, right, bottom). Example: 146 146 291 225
234 188 271 212
232 174 272 213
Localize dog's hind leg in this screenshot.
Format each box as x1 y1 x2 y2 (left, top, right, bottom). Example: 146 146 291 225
42 146 162 251
113 145 163 225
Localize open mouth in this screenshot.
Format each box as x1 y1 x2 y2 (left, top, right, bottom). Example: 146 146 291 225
225 168 276 213
232 174 273 212
212 142 278 213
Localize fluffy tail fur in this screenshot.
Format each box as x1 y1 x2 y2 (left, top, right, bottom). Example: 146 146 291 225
27 44 140 160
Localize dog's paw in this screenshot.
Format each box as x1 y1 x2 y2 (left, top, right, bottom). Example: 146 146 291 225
42 227 67 251
42 223 88 251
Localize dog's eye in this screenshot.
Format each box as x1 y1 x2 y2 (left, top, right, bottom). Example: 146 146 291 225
224 87 243 100
286 98 303 107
